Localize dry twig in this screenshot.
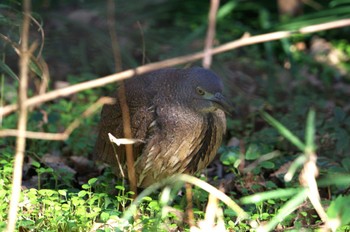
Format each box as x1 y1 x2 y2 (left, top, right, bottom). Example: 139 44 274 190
185 183 195 227
202 0 219 69
300 151 328 223
1 19 350 118
106 0 138 197
6 1 31 231
0 97 114 140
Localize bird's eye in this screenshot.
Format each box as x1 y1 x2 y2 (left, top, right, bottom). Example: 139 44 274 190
196 87 205 96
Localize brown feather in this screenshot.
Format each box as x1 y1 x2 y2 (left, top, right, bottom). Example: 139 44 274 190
94 67 230 188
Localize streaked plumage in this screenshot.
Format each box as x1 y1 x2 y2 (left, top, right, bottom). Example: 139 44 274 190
94 67 232 187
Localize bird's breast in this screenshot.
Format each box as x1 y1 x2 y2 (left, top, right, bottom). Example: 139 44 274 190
136 105 225 187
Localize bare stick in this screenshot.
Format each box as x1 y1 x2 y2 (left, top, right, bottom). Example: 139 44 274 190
0 97 114 140
300 151 328 223
107 0 138 196
1 19 350 117
203 0 219 69
185 183 195 227
0 30 49 96
6 0 31 231
188 0 220 227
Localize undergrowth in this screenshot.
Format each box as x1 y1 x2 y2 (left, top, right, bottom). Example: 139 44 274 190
1 0 350 231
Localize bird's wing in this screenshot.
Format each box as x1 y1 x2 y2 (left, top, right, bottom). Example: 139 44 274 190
94 92 156 173
93 97 123 165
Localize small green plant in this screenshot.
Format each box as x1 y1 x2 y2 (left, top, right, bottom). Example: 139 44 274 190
0 152 13 230
1 0 350 231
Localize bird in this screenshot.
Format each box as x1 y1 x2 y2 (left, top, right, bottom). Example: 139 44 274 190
94 67 232 188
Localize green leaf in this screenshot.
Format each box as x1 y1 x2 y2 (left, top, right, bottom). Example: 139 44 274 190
148 200 160 211
234 159 242 169
58 190 67 196
31 161 41 168
327 195 350 228
217 1 238 19
245 144 260 160
88 178 98 186
78 190 87 198
300 211 307 217
142 196 152 202
115 185 125 191
100 212 110 222
261 161 275 169
267 199 276 205
265 181 278 189
220 147 240 165
61 203 70 211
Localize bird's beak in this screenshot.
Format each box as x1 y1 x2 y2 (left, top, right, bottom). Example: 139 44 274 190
209 93 235 116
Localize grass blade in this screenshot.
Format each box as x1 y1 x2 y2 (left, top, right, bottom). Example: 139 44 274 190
305 109 316 153
240 188 302 204
259 188 308 231
260 111 306 151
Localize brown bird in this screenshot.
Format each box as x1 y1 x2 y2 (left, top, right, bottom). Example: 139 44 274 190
94 67 232 188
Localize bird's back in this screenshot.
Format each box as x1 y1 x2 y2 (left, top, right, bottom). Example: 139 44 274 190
94 68 227 187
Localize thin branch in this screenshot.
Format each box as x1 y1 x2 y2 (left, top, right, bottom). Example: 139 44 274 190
106 0 138 196
300 151 328 223
0 129 68 140
123 174 249 222
299 19 350 33
192 1 220 229
107 0 122 72
1 19 350 117
0 33 49 95
29 13 45 59
204 192 219 228
37 57 49 95
0 97 114 140
185 183 195 227
6 0 31 231
203 0 219 69
0 34 20 57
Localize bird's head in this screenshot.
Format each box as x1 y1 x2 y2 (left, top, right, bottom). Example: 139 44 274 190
177 67 234 116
